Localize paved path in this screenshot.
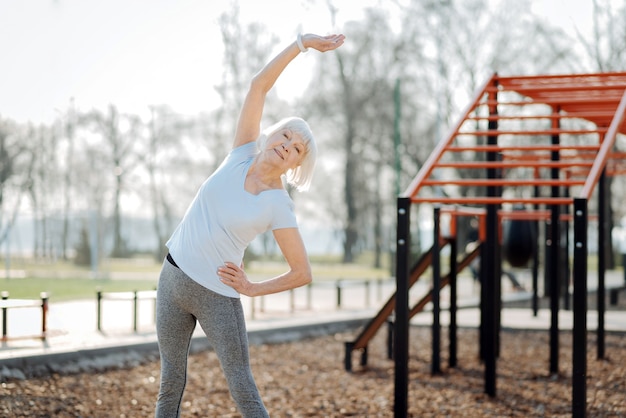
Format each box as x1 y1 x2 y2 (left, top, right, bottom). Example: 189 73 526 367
0 269 624 369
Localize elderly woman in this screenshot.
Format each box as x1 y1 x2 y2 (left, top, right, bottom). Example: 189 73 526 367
155 32 345 417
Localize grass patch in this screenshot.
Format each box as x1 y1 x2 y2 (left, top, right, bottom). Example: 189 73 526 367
0 257 160 302
0 255 390 302
0 277 158 302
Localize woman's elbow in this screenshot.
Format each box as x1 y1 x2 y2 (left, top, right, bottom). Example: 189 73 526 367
250 74 271 94
296 269 313 287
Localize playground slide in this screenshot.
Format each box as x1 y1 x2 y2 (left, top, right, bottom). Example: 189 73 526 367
344 240 481 371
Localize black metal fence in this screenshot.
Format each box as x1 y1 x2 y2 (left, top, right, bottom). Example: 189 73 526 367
95 278 395 331
0 291 48 341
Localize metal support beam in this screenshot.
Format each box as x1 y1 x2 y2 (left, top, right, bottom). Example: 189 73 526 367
549 203 561 375
597 170 607 359
394 197 411 418
431 206 442 375
572 198 588 418
532 181 541 316
549 115 561 375
482 80 500 396
484 203 499 397
563 185 571 311
449 236 458 368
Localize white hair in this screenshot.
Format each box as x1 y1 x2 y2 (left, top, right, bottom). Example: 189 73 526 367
257 117 317 192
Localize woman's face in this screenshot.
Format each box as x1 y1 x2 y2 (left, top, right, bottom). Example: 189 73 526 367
266 128 306 170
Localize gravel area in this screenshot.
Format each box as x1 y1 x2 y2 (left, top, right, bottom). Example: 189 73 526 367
1 324 625 417
0 290 624 417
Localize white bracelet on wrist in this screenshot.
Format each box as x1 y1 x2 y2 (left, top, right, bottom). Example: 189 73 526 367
296 33 308 53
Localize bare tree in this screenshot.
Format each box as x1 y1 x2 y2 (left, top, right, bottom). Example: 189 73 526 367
0 118 35 251
72 142 109 269
142 106 193 260
305 8 407 263
82 104 142 258
215 5 280 155
576 0 626 72
27 123 62 260
59 99 77 260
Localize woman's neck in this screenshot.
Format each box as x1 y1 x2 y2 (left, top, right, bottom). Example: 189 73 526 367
245 158 283 194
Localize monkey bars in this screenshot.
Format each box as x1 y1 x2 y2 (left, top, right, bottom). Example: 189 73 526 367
404 71 626 205
392 71 626 418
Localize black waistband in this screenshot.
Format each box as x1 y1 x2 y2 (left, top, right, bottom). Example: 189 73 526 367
166 253 179 268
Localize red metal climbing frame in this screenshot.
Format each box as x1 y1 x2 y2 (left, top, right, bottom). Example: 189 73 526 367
404 71 626 205
391 71 626 418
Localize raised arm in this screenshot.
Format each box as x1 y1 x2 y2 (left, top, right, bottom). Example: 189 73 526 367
232 33 346 149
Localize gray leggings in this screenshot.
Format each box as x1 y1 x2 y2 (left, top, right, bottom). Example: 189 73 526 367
155 260 268 418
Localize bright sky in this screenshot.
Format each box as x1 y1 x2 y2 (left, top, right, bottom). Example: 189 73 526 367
0 0 594 125
0 0 374 125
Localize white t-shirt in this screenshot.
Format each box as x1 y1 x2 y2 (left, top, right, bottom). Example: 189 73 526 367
166 142 298 298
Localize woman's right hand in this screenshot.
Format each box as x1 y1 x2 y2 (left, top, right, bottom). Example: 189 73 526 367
302 33 345 53
218 262 254 296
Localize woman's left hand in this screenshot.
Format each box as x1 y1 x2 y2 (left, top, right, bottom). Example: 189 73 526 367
302 33 345 52
218 262 254 296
